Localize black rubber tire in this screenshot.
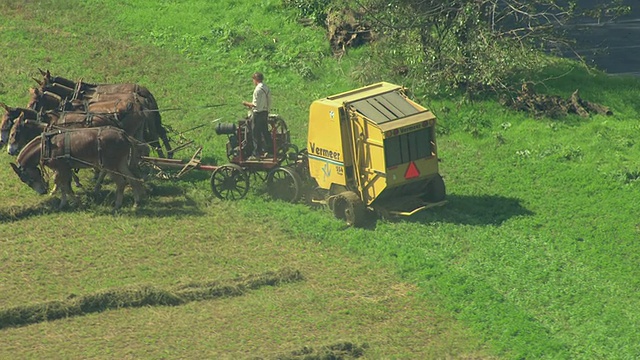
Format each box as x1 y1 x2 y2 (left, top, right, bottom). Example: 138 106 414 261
332 191 367 227
423 174 446 202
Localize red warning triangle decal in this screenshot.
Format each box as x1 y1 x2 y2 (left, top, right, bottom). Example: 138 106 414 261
404 161 420 179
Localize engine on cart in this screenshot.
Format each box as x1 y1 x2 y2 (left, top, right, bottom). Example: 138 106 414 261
215 121 253 160
214 114 296 163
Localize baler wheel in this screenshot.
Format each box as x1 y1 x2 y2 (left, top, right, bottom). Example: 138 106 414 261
423 174 446 202
333 191 367 227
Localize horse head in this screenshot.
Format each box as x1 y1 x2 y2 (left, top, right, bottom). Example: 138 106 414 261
26 88 43 110
1 102 18 146
27 88 64 112
33 75 75 99
10 162 48 195
8 112 46 156
38 69 57 87
37 69 76 90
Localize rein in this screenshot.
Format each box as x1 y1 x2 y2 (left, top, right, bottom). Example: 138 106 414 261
140 103 226 113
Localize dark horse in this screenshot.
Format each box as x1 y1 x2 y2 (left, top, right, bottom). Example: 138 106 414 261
7 108 124 155
0 103 29 147
33 69 172 157
11 126 146 209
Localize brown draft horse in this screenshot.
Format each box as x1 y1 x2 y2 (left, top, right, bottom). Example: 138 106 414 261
36 69 156 100
34 70 172 157
8 110 130 193
11 126 146 209
0 103 31 147
7 108 123 156
26 88 168 157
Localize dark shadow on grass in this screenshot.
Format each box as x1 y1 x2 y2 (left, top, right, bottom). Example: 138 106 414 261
407 194 533 226
182 170 214 183
0 182 206 222
264 194 532 230
88 183 205 218
0 197 60 223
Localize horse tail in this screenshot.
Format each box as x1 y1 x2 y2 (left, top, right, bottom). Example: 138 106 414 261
139 93 172 158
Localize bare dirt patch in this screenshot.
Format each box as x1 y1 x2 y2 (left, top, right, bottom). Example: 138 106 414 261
326 8 374 57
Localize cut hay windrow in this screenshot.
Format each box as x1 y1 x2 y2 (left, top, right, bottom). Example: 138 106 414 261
260 341 368 360
0 268 303 330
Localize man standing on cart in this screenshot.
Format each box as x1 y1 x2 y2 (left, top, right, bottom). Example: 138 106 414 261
243 72 272 160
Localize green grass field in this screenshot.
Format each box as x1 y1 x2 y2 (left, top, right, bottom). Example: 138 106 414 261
1 0 640 359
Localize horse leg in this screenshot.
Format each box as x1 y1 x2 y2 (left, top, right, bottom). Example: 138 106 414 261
93 170 107 194
55 170 75 209
51 171 62 199
50 179 59 196
119 161 146 207
52 170 81 195
110 173 127 209
73 169 83 188
128 176 145 207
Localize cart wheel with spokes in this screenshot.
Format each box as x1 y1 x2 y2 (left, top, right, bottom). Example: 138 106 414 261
266 166 302 203
210 164 250 200
269 114 291 144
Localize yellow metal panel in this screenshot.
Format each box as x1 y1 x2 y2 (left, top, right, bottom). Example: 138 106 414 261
307 101 348 189
348 113 388 205
307 82 443 211
379 111 437 134
385 157 439 187
325 82 402 103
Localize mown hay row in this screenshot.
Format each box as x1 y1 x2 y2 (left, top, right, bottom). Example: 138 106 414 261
252 341 368 360
0 268 303 330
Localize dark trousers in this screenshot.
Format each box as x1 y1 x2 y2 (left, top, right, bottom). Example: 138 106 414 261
251 111 271 156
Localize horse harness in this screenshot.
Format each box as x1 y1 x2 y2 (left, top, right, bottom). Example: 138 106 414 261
40 127 104 169
38 127 139 182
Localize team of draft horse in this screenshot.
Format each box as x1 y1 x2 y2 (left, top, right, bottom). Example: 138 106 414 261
0 70 173 209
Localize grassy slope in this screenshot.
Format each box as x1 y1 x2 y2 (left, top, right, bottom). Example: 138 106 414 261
0 1 487 359
2 0 640 359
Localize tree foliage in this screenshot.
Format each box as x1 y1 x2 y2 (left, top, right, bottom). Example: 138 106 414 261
349 0 631 96
282 0 333 26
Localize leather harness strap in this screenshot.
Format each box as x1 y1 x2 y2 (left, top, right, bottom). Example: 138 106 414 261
63 130 71 159
97 127 103 168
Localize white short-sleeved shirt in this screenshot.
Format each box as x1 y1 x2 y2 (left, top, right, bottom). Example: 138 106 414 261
252 82 271 113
